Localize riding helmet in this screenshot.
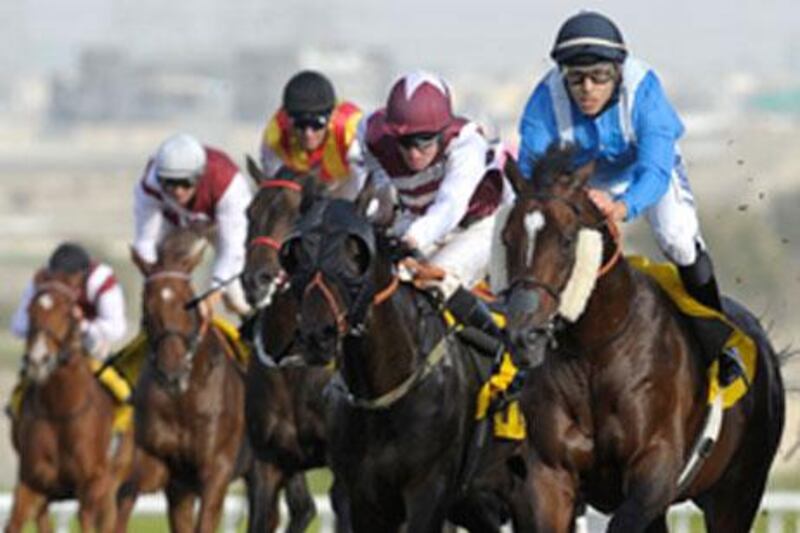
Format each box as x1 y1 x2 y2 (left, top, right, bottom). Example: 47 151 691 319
385 70 453 136
283 70 336 115
154 133 207 183
551 11 627 66
48 242 91 274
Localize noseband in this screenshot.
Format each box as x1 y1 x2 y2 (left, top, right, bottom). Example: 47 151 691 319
144 271 209 385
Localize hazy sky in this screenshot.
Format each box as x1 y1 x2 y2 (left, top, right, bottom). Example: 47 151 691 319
4 0 799 82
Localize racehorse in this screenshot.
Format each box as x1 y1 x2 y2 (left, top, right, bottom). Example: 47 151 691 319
5 271 134 533
497 148 786 532
241 157 351 532
132 227 262 533
280 196 535 532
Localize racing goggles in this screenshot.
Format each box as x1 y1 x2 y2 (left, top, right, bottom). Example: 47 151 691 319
562 63 618 86
397 131 441 151
290 112 330 131
158 177 196 190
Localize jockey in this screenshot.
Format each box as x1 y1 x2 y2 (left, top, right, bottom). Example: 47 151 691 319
260 70 367 199
517 11 743 384
360 70 515 361
133 133 252 316
7 243 129 419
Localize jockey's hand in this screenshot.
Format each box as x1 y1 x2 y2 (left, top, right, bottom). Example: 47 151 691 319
199 290 223 322
587 189 627 222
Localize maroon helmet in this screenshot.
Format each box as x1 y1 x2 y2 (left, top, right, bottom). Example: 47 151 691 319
385 71 454 136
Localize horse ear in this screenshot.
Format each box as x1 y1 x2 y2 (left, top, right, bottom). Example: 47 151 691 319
180 238 208 273
572 161 596 189
503 156 530 197
355 174 396 227
299 175 323 215
130 245 154 277
245 154 266 186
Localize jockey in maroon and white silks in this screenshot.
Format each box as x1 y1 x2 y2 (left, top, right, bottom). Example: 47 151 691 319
133 134 253 313
359 70 513 298
11 245 126 361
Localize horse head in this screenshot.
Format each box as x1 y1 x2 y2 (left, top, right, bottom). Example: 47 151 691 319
280 196 399 367
496 146 619 365
241 156 326 309
137 227 209 392
24 271 83 384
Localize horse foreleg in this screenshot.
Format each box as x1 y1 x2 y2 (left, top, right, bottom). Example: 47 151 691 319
607 447 677 533
403 478 448 533
166 481 195 533
330 475 353 533
247 460 284 533
283 472 316 533
196 467 234 533
116 449 168 533
4 482 47 533
528 463 578 533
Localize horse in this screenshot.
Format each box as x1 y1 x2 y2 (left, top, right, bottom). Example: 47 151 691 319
5 271 135 533
280 196 535 533
240 157 351 532
496 148 786 532
132 227 261 533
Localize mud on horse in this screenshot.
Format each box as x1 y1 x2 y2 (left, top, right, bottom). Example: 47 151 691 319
497 149 785 532
280 196 537 533
240 158 351 532
131 227 262 533
6 272 135 533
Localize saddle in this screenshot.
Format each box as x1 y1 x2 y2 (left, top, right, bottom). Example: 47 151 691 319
629 255 756 408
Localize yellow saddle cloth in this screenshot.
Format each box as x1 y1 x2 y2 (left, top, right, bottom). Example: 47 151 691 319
443 307 526 441
628 255 756 409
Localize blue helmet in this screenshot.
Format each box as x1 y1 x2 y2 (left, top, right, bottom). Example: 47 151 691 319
551 12 627 66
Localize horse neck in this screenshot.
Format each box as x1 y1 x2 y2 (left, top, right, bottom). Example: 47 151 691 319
36 355 97 417
570 255 636 348
340 283 431 401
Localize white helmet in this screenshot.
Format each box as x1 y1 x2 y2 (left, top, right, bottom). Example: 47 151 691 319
154 133 207 182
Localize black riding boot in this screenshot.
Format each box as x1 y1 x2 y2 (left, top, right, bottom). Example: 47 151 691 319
678 246 745 387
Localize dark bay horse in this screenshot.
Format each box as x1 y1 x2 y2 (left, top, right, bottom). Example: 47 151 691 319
240 157 350 532
6 272 135 532
132 227 261 533
280 197 535 533
498 149 785 532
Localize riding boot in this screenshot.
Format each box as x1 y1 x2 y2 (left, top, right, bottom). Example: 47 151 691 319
678 246 745 387
447 286 529 383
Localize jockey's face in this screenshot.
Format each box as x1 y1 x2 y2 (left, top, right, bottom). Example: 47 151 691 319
398 132 441 172
563 62 619 117
160 179 196 207
291 112 329 152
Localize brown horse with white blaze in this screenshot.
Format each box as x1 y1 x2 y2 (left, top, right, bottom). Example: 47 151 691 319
497 149 785 532
5 272 134 533
132 227 261 533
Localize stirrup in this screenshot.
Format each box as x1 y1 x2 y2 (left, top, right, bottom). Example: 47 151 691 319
718 347 748 388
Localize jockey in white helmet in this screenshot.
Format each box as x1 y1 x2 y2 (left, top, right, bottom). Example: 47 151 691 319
133 133 253 316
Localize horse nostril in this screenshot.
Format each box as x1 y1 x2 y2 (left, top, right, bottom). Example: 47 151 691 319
257 270 273 286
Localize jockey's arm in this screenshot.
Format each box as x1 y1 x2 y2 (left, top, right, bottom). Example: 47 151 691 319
82 283 127 360
210 172 252 313
405 125 488 251
329 137 370 200
259 143 287 179
517 82 559 180
9 280 35 339
132 174 165 265
616 75 680 220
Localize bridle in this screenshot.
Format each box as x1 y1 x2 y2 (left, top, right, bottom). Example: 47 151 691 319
26 281 82 371
144 270 209 386
247 179 303 253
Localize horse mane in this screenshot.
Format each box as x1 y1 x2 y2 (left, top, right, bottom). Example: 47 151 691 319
157 226 208 266
530 144 578 189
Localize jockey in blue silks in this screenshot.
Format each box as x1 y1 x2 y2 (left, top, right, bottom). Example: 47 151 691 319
517 11 744 386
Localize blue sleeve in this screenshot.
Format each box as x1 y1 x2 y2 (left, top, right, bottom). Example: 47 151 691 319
618 71 684 220
517 82 558 180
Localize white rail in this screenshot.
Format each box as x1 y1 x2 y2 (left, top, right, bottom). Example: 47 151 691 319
1 491 798 532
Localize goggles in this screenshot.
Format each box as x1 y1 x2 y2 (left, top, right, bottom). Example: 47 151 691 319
290 112 330 131
158 177 195 190
397 131 441 151
562 64 618 86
